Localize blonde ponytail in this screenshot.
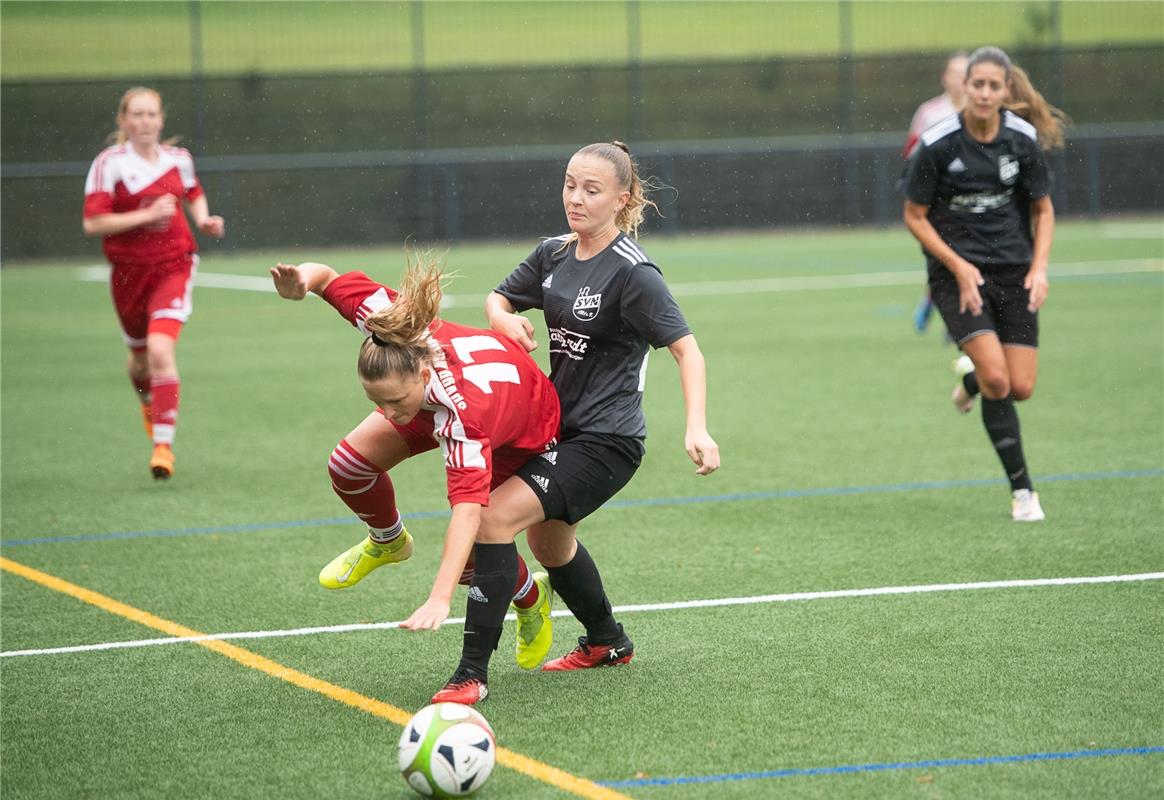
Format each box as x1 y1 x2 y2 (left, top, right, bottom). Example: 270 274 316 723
357 253 447 381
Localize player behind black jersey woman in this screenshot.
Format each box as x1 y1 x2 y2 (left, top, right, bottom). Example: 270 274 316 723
430 141 720 705
902 46 1067 523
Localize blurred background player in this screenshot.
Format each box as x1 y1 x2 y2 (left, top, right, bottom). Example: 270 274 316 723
430 141 720 705
82 87 225 479
903 46 1067 523
270 259 558 680
906 52 969 334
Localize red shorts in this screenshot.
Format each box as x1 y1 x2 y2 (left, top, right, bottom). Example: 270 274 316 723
109 254 197 350
389 410 546 492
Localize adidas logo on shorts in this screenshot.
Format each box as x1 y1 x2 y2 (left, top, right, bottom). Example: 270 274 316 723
532 474 550 493
467 586 488 603
539 451 558 465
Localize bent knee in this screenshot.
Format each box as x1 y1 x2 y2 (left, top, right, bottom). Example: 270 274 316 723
477 506 523 543
328 441 379 492
1010 381 1036 402
977 370 1011 399
527 533 574 567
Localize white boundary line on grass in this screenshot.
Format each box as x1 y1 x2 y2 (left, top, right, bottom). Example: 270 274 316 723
4 571 1161 659
76 258 1164 305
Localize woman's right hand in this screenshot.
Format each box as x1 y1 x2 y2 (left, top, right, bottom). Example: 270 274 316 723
400 596 452 632
492 312 538 352
148 194 178 223
270 263 308 300
953 260 985 316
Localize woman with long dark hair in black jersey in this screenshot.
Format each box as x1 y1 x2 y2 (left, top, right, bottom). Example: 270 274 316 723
903 46 1066 522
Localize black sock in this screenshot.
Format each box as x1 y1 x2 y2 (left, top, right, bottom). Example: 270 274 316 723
963 371 980 397
981 397 1033 491
457 543 518 680
545 541 621 643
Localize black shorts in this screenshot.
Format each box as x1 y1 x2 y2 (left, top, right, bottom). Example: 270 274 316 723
514 430 644 526
928 261 1039 348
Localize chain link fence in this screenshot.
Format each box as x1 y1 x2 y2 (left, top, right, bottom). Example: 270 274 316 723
2 1 1161 259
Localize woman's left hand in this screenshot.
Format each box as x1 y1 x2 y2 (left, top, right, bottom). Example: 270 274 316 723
685 429 720 476
198 215 226 238
1024 267 1048 312
401 597 451 631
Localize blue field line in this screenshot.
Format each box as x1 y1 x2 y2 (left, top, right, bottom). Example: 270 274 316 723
598 745 1164 788
3 467 1160 548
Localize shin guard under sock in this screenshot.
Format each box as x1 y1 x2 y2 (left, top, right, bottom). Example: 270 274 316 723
981 396 1032 491
457 543 518 678
545 541 620 643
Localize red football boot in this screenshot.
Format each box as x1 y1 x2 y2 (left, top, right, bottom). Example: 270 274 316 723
430 670 488 705
542 627 634 672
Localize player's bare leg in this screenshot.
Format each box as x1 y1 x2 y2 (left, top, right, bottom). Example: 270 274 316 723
127 350 153 439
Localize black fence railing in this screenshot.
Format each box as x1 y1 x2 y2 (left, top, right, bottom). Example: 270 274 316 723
3 123 1160 261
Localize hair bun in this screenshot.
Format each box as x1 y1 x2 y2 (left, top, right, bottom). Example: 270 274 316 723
610 140 631 154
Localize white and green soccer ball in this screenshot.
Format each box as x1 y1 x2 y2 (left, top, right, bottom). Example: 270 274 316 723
398 702 497 797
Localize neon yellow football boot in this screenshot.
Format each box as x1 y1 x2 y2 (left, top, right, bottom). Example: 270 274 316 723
514 571 554 669
318 530 413 589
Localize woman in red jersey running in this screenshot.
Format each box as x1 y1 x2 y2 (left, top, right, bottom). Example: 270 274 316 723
83 87 225 479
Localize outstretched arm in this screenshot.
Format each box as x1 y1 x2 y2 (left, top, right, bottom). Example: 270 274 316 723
667 334 720 476
401 502 482 631
270 262 340 300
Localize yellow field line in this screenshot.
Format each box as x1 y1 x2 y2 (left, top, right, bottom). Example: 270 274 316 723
1 556 632 800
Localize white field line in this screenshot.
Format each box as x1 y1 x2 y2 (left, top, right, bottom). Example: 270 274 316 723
1101 222 1164 239
76 258 1163 307
4 571 1161 659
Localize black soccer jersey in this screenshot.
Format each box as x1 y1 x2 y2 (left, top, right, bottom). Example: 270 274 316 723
495 233 690 438
903 109 1050 270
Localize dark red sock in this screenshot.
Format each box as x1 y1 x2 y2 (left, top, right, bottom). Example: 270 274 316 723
328 439 401 536
511 555 538 608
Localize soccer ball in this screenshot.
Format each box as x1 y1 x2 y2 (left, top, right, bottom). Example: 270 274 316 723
398 702 496 797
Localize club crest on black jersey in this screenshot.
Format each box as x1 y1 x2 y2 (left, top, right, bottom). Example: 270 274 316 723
572 286 602 321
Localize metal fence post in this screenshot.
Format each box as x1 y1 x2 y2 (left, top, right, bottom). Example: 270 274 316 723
188 0 206 154
1087 140 1101 218
411 0 434 239
1049 0 1069 213
627 0 644 140
839 0 860 226
442 165 461 242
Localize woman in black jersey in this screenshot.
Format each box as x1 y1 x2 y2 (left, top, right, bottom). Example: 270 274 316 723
432 141 720 705
903 47 1066 523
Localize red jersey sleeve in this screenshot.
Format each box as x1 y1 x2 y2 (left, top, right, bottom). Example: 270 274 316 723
432 405 495 507
171 147 205 202
320 271 400 333
83 147 118 217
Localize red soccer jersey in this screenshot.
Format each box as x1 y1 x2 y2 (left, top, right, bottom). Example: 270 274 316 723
904 94 959 159
83 144 204 267
322 271 561 506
